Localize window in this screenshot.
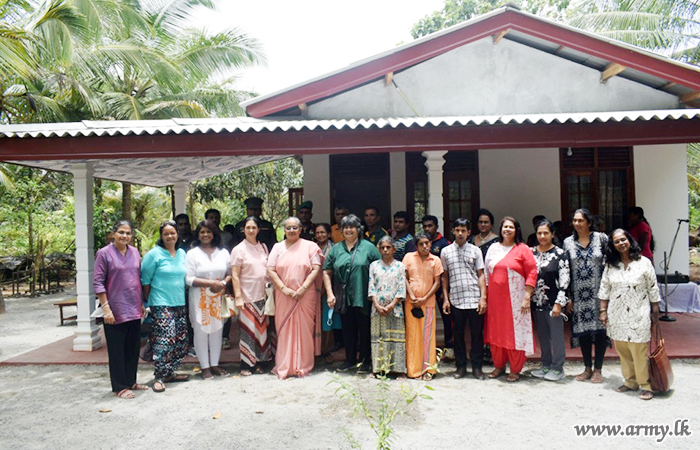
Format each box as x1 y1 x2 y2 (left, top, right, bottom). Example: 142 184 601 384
560 147 634 232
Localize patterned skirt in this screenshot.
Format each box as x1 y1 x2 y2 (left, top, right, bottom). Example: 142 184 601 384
240 299 275 368
370 314 406 374
151 306 188 379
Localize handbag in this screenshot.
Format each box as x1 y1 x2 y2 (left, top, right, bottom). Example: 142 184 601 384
334 243 359 315
648 324 674 392
221 294 236 320
264 283 275 316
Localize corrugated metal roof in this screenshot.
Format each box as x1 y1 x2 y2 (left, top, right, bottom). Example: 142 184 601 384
2 109 700 139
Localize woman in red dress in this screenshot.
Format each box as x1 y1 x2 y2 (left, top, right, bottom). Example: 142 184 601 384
484 217 538 382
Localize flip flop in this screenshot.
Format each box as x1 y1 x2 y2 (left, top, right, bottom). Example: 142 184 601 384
421 373 433 381
254 366 265 375
488 368 506 379
575 370 592 382
241 370 253 376
506 373 520 382
116 388 135 399
131 383 149 391
152 379 165 393
590 372 604 383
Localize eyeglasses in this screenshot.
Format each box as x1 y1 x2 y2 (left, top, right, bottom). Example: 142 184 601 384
285 226 300 231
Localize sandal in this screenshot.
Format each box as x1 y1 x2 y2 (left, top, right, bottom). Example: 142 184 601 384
131 383 149 391
575 368 593 382
240 370 253 376
421 373 433 381
488 368 506 379
163 374 189 383
639 390 654 400
210 366 229 377
506 373 520 382
201 368 214 380
152 379 165 393
616 385 635 393
590 370 604 384
254 366 265 375
116 388 135 399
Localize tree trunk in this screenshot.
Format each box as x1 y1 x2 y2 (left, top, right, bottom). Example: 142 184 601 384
122 182 132 220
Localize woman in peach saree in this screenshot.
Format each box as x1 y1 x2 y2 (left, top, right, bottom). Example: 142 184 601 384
267 217 324 379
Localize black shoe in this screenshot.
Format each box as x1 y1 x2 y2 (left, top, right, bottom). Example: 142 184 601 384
472 367 486 380
453 367 468 379
337 361 356 372
357 363 371 374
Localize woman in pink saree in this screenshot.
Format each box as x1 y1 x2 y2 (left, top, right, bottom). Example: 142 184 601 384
267 217 324 379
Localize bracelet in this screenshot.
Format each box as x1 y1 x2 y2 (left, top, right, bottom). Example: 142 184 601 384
599 309 607 313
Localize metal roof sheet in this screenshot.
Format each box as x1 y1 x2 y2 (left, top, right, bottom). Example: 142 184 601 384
2 109 700 139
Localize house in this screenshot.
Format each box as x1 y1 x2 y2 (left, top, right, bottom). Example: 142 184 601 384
1 6 699 351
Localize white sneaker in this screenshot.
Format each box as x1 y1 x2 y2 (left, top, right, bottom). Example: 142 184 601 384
531 367 550 378
544 370 565 381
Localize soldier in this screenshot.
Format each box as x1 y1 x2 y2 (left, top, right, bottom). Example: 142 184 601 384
296 200 316 241
232 197 277 252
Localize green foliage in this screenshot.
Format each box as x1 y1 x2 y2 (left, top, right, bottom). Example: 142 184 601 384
688 143 700 230
0 163 74 256
328 341 438 450
191 158 303 231
411 0 572 38
571 0 700 64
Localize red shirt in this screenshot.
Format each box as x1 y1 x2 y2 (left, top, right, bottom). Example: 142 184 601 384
629 221 653 262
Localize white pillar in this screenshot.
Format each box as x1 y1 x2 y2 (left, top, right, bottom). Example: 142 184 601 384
423 151 447 234
71 162 101 351
390 152 407 214
302 154 331 223
172 181 188 216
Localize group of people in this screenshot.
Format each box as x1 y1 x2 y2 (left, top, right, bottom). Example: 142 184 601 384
94 197 662 401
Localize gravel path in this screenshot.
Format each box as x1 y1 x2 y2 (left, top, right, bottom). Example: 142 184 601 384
1 290 699 449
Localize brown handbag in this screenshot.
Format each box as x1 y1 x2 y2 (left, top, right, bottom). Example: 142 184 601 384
648 324 674 392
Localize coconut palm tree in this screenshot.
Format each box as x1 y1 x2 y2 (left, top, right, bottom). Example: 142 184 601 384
571 0 700 64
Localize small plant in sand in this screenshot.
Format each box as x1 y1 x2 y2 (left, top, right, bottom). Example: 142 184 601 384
329 340 441 450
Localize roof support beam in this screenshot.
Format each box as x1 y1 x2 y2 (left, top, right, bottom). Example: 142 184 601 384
492 29 509 44
600 63 626 83
680 91 700 104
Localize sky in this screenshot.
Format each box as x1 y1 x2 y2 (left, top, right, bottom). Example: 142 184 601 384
195 0 446 97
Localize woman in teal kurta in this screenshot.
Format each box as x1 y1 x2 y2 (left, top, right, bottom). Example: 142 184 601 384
141 220 188 392
323 214 381 373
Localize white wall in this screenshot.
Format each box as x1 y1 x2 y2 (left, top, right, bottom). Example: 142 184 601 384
302 154 331 223
308 38 678 120
479 148 561 237
634 144 689 274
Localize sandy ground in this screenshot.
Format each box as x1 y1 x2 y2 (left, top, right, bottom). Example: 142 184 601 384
1 290 700 449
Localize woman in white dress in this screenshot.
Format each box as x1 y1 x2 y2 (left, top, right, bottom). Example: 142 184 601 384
185 220 231 379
